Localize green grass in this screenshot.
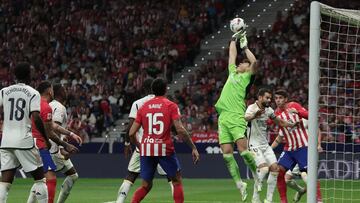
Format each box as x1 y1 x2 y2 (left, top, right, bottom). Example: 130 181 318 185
5 178 360 203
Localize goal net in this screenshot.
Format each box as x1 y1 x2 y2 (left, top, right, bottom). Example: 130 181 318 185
309 2 360 203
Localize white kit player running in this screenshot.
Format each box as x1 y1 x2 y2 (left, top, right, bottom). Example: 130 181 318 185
116 78 168 203
49 84 82 203
245 88 297 203
0 63 49 203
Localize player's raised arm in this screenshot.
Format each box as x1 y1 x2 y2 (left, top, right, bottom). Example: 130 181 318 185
228 38 238 66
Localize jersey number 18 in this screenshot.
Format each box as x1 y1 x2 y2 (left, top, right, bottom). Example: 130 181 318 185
8 98 26 121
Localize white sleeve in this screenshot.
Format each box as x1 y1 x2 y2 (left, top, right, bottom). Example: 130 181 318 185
129 101 138 119
267 107 276 120
52 106 65 124
30 91 41 112
245 104 257 118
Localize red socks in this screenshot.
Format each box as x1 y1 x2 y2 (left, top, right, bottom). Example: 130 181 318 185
46 178 57 203
317 181 322 202
173 183 184 203
277 168 288 203
131 186 149 203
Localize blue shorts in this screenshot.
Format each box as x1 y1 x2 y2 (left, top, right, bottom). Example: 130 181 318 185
278 147 307 172
39 149 57 172
140 153 181 182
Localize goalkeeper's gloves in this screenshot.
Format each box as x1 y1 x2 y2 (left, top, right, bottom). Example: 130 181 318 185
231 29 246 42
239 35 248 50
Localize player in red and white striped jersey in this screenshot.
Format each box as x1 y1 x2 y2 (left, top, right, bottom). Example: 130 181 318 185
129 78 199 203
271 89 322 203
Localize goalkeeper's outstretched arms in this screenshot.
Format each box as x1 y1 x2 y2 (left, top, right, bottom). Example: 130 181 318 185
229 30 258 74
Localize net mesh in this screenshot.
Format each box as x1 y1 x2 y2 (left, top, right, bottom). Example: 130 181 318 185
318 3 360 203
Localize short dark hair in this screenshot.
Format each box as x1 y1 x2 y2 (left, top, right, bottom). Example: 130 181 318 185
53 83 63 97
14 63 31 82
151 78 167 96
37 81 52 95
143 78 154 94
257 88 272 97
274 89 288 98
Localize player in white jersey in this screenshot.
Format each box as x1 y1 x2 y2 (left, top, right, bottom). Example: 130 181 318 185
116 78 168 203
49 84 82 203
0 63 49 202
245 88 297 203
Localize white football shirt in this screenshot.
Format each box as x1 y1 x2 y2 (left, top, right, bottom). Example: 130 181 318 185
0 83 40 149
129 95 155 142
245 102 276 148
49 99 68 153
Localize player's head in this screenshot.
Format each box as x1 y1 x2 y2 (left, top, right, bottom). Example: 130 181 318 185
143 78 154 95
236 59 250 73
257 88 272 107
37 81 54 101
53 83 67 101
14 63 31 83
274 89 288 108
152 78 167 96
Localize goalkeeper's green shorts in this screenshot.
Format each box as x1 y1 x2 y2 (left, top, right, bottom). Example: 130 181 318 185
218 111 247 145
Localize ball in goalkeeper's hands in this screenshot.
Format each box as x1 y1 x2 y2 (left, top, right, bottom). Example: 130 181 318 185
230 17 246 33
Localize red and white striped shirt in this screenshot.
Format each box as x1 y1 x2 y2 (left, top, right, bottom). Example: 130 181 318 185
135 96 180 156
275 102 309 151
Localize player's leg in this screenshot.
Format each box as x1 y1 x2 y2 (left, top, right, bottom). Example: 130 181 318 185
264 146 279 203
57 167 79 203
158 154 183 203
13 148 48 203
0 149 18 202
131 156 157 203
250 148 267 203
286 166 306 203
218 115 247 198
116 151 140 203
294 147 322 203
277 151 295 203
38 149 57 203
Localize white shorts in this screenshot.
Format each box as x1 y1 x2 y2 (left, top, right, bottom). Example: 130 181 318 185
51 152 74 173
128 150 166 175
286 164 301 177
0 148 43 173
250 145 277 167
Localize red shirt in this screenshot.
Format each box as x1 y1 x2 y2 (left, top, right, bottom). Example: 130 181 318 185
135 96 181 156
32 98 52 149
275 102 309 151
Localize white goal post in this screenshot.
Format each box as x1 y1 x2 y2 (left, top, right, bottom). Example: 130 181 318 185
309 1 360 203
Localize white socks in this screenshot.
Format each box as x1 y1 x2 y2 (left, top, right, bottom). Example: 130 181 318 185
116 180 133 203
266 171 278 202
57 173 78 203
301 172 307 183
258 167 269 184
286 179 304 192
28 179 48 203
0 182 11 203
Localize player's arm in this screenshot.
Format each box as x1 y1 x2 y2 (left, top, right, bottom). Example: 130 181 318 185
273 116 298 128
173 119 200 164
271 135 283 149
228 40 237 66
244 48 258 74
317 128 323 152
129 121 141 148
289 103 308 119
45 121 78 154
52 122 82 145
245 106 264 122
32 112 51 148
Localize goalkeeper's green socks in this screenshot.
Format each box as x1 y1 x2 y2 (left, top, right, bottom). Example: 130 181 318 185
223 154 243 186
240 150 257 173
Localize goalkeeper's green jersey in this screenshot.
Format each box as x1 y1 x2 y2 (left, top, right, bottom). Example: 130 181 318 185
215 64 255 115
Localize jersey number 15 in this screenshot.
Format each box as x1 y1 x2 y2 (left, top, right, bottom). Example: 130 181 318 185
146 113 164 135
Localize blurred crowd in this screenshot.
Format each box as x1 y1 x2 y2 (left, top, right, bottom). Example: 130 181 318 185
0 0 244 141
177 0 360 144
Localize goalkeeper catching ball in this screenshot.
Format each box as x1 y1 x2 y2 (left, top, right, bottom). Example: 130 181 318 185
214 29 258 201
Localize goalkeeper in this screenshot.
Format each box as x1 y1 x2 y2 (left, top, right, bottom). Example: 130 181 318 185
215 29 258 201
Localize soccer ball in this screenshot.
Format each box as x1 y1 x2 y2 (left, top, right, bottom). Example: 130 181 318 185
230 17 245 33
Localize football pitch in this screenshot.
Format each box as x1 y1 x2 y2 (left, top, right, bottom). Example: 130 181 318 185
6 178 360 203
